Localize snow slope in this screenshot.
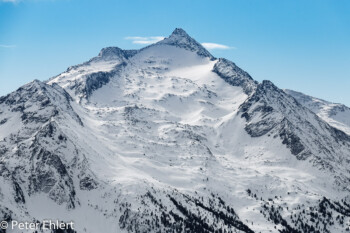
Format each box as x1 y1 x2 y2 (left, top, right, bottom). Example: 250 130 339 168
1 28 350 233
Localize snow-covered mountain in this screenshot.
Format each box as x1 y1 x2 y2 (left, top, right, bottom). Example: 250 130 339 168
284 89 350 136
1 28 350 233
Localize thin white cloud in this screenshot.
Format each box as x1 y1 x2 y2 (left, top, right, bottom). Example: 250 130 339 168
125 36 165 45
201 42 234 50
0 44 16 48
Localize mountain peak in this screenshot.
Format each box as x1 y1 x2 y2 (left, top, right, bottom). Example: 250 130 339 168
98 47 126 59
170 28 189 37
156 28 215 60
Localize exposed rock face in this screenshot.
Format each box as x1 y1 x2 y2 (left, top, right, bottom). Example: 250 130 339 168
97 47 137 60
212 58 258 95
0 82 82 214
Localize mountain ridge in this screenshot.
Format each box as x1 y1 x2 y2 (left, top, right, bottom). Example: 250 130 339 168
285 89 350 135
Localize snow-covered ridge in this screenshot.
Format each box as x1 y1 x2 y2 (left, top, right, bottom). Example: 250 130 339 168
47 47 131 101
1 28 350 233
285 89 350 135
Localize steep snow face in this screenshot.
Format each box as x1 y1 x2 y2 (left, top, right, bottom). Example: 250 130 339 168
285 89 350 135
1 29 350 233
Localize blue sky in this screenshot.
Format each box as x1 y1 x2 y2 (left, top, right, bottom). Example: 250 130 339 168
1 0 349 105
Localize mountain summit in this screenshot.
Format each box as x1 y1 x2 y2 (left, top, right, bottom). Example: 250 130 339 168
171 27 189 36
1 29 350 233
156 28 215 59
